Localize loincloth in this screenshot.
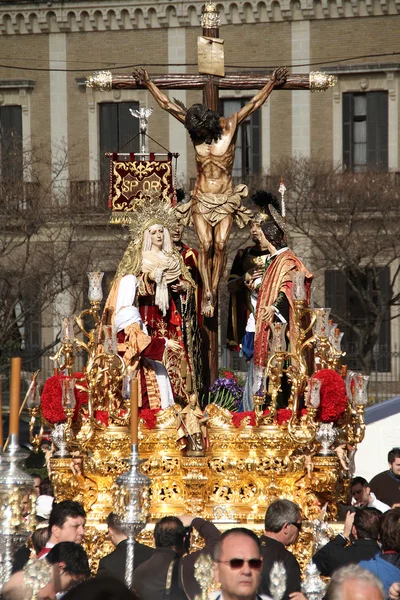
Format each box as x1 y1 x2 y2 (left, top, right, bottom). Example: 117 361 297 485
175 184 253 228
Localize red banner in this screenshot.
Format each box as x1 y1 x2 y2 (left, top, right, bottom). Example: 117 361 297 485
109 153 173 222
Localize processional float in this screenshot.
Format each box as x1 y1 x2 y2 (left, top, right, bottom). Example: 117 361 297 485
0 3 368 597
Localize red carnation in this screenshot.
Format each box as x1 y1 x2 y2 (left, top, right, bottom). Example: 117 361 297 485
139 408 160 430
94 410 109 426
312 369 348 423
277 408 292 425
232 411 256 427
41 373 88 425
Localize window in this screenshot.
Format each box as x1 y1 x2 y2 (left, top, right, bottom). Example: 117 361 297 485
0 105 23 181
0 277 41 370
325 268 391 372
99 102 140 182
343 92 388 172
220 99 261 179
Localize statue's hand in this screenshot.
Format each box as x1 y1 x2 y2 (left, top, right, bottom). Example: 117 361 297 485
261 305 275 322
133 67 150 86
271 66 288 87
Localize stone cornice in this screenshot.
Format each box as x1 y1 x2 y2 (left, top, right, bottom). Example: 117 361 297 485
326 63 400 74
0 0 398 34
0 79 35 88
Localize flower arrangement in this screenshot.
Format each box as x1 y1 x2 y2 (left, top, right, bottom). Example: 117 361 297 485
139 408 160 430
312 369 348 423
41 373 87 425
206 368 244 412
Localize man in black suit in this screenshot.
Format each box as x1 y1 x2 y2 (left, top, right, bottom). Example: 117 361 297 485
259 499 303 600
132 515 220 600
312 507 381 577
97 512 153 583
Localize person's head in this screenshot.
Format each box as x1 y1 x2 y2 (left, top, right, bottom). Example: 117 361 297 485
31 523 50 554
48 501 86 544
62 575 139 600
39 478 54 497
142 223 173 253
351 476 372 507
388 448 400 476
32 474 42 497
171 222 184 244
325 564 385 600
260 219 285 251
379 507 400 552
353 508 381 541
185 104 222 145
106 512 127 547
188 393 198 408
44 542 91 595
249 220 269 250
21 493 30 518
213 528 262 600
264 499 302 546
154 516 186 555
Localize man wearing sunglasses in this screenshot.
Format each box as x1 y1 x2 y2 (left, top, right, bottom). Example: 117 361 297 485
213 527 270 600
259 500 303 600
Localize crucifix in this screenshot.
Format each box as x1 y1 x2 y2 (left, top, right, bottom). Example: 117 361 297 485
87 2 335 385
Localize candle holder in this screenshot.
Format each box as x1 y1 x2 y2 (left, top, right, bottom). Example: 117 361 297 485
103 325 118 355
354 373 369 407
313 308 331 338
301 561 326 600
28 382 44 453
270 322 287 354
74 272 104 362
87 271 104 303
292 271 307 301
313 308 331 369
115 444 151 589
50 316 76 375
0 440 33 586
193 554 215 600
306 378 322 409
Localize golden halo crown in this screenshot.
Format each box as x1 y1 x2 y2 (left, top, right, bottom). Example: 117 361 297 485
128 193 178 243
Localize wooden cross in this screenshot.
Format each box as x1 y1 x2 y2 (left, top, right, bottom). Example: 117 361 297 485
87 4 334 385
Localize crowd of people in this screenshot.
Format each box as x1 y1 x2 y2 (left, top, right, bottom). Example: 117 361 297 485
4 448 400 600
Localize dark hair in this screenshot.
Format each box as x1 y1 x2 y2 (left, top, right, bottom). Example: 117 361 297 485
265 499 301 533
260 220 285 249
351 476 369 488
379 508 400 552
185 104 222 144
47 542 91 578
32 525 50 554
213 527 260 561
154 516 186 549
354 508 381 540
32 473 42 481
106 512 126 536
388 448 400 464
39 478 54 497
62 576 139 600
49 501 86 530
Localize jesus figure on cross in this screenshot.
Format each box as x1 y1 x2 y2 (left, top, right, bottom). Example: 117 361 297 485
133 66 288 318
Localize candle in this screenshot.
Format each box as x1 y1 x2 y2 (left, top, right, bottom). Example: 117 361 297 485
186 369 192 394
130 377 139 445
9 357 22 436
0 375 3 448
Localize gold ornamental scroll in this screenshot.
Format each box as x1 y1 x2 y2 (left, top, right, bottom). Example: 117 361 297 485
108 152 174 224
197 36 225 77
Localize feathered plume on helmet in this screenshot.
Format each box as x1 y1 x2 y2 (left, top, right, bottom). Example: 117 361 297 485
251 190 286 233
